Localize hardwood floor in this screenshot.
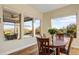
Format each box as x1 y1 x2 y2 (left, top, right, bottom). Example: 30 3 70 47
10 44 79 55
70 47 79 55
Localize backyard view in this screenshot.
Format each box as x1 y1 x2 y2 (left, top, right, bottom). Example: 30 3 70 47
24 20 33 36
24 19 40 37
4 19 41 38
4 22 20 40
4 22 15 35
34 19 41 36
50 15 76 38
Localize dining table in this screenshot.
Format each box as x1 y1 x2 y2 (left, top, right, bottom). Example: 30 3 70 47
49 37 68 55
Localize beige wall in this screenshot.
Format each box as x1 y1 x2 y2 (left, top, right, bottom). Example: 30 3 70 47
43 5 79 48
42 13 51 35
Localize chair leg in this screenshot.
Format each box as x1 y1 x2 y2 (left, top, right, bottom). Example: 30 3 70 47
56 48 60 55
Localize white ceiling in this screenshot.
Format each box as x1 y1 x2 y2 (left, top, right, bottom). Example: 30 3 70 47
30 4 69 13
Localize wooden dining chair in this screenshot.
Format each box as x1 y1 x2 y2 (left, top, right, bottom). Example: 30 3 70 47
36 37 55 55
60 36 73 55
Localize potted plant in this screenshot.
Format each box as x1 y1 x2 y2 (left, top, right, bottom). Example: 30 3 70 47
48 28 57 39
67 24 76 38
67 29 74 38
56 30 64 40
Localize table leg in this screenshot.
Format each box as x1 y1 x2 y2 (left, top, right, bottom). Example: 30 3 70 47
56 47 60 55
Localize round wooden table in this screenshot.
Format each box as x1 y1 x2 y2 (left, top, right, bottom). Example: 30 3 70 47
50 38 68 55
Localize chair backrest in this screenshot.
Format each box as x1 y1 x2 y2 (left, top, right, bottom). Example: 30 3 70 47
67 36 73 55
36 37 50 55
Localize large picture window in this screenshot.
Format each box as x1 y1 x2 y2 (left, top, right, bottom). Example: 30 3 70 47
51 15 76 38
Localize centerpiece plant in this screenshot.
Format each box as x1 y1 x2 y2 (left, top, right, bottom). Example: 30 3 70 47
48 28 57 39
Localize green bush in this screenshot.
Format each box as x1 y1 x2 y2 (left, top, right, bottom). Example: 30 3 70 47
4 32 11 35
48 28 57 35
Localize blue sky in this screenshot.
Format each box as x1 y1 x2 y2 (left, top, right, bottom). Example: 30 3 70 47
4 22 15 29
51 15 76 29
24 20 40 29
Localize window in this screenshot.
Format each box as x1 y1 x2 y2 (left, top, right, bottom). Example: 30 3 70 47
51 15 76 38
24 20 33 37
34 19 41 36
4 22 15 35
23 17 41 37
4 22 20 40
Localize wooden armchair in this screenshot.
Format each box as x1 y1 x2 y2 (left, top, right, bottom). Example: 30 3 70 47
36 37 55 55
60 36 73 55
